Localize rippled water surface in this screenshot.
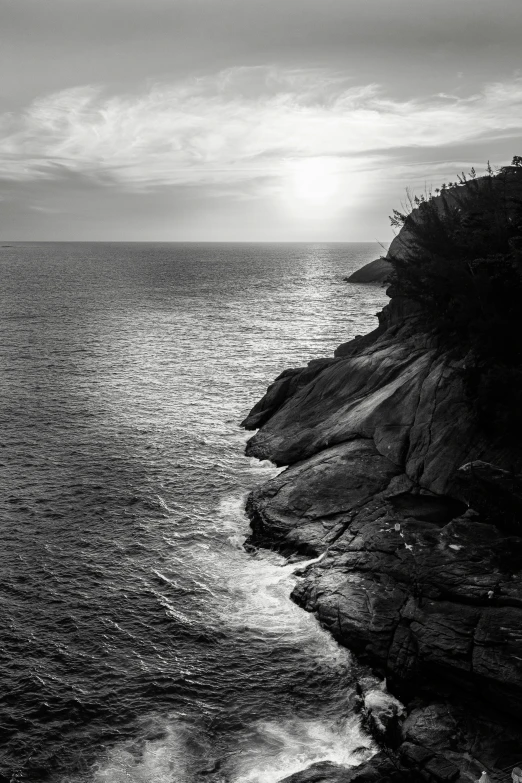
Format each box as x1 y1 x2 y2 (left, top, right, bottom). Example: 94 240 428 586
0 243 388 782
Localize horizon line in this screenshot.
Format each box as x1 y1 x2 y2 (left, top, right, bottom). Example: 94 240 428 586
1 239 389 245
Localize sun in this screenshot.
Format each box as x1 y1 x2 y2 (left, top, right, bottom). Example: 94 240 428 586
286 158 341 207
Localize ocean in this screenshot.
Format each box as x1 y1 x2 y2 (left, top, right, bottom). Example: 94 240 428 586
0 242 388 783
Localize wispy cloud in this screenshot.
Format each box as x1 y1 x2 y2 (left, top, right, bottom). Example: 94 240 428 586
1 67 522 189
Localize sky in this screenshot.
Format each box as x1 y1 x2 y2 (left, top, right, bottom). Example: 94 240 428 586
1 0 522 241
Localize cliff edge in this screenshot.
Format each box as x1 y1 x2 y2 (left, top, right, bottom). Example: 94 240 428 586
242 165 522 782
345 256 391 284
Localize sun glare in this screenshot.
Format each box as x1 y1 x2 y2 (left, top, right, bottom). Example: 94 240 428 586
288 158 340 206
281 158 346 220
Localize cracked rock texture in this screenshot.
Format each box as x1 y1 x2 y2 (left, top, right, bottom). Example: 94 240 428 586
243 290 522 782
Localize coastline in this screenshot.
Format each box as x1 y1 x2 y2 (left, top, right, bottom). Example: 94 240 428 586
241 283 522 782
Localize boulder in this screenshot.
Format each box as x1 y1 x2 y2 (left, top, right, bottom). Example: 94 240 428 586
345 257 391 284
402 705 459 750
246 439 401 554
358 676 406 747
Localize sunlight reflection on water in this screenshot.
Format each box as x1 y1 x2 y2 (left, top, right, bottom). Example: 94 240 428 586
0 242 388 780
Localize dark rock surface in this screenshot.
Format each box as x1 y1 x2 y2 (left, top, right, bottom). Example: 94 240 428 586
279 746 467 783
241 358 339 430
456 461 522 535
244 308 521 494
356 675 406 748
279 752 418 782
345 257 392 284
346 166 522 293
242 263 522 779
246 439 401 555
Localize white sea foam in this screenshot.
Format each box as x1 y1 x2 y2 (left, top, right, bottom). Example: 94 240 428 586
88 714 374 783
214 492 251 549
248 457 284 475
212 492 350 663
227 716 374 783
90 720 205 783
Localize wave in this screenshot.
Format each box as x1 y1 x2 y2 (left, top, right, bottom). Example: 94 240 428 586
88 713 374 783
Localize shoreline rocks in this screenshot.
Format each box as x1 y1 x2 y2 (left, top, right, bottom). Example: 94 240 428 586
345 257 391 284
242 285 522 781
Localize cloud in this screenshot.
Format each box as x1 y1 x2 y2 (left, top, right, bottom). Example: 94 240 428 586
1 67 521 191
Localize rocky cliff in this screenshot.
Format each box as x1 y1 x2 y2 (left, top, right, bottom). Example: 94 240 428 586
346 168 522 287
242 255 522 779
345 256 391 284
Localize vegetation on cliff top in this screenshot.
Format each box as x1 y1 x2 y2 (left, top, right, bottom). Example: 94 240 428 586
388 158 522 440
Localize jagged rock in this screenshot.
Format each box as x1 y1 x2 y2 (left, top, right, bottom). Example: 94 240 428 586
402 705 459 750
245 333 438 471
421 755 460 782
399 743 434 768
241 359 338 430
246 439 401 554
358 676 406 747
246 430 522 710
279 752 417 782
334 330 383 358
244 320 522 495
240 367 304 430
387 494 466 525
289 502 522 710
294 566 409 663
278 761 351 783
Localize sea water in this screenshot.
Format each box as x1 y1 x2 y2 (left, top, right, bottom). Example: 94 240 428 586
0 242 388 782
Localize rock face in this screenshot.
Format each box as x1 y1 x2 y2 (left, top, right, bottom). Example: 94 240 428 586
245 300 520 494
279 749 464 783
279 752 427 783
346 167 522 288
345 257 391 284
243 279 522 780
